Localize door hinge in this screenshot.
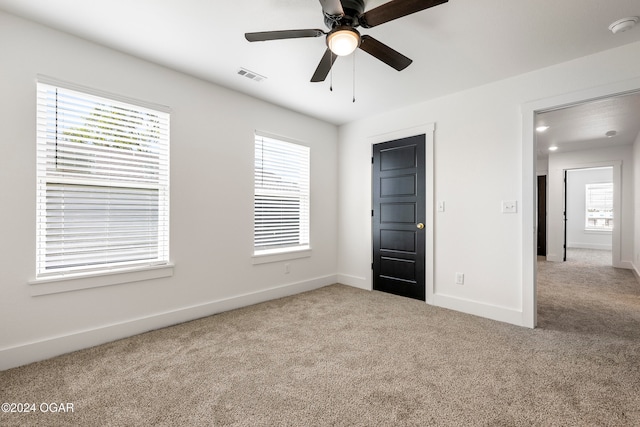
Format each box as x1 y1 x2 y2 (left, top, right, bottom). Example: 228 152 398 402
371 263 374 270
371 209 374 217
371 156 374 164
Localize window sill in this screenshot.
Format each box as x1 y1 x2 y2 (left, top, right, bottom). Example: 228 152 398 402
28 264 174 296
584 229 613 234
252 248 311 265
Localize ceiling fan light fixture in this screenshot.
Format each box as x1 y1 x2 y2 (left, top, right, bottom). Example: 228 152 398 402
327 27 360 56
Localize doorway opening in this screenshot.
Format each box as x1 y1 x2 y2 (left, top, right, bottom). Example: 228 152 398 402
526 85 640 328
564 167 613 266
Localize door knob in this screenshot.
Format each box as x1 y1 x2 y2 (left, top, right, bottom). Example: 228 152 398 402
416 223 424 229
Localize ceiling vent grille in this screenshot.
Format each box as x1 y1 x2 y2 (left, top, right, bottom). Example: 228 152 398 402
238 68 266 83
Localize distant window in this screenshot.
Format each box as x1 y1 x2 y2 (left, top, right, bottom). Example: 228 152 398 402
585 183 613 230
36 81 170 278
254 133 310 254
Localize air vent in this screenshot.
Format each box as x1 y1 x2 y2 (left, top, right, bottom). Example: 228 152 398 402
237 68 267 83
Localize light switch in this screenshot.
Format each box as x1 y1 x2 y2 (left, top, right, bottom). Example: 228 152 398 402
438 201 445 212
502 200 517 214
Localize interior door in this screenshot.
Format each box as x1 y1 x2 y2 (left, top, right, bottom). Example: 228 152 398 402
372 134 426 301
537 175 547 256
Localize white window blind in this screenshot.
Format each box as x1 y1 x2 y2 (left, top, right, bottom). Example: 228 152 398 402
36 82 170 277
585 182 613 230
254 133 310 253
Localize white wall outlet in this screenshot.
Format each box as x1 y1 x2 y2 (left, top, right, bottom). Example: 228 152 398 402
438 201 445 212
455 272 464 285
501 200 517 213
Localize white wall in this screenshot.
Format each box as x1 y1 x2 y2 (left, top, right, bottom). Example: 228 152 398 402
338 40 640 327
566 168 613 251
536 158 549 176
0 12 338 370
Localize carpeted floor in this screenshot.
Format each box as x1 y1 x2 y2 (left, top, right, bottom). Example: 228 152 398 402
565 247 612 266
2 254 639 426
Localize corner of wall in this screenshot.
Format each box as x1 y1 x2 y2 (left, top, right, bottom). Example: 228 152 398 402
336 274 370 291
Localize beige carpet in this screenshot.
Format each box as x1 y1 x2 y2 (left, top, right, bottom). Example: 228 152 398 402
2 256 640 426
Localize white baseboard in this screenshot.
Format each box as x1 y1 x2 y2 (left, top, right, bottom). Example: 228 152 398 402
632 263 640 283
546 253 563 262
567 243 612 250
337 274 370 291
338 276 524 327
432 293 525 327
616 260 633 270
0 275 336 371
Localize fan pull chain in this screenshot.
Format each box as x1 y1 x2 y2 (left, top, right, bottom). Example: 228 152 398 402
330 62 333 92
352 50 356 103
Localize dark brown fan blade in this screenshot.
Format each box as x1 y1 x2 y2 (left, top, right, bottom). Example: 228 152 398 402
359 0 448 28
359 35 412 71
245 29 325 42
310 48 338 82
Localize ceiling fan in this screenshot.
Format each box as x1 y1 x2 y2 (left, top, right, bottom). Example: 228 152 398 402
245 0 448 83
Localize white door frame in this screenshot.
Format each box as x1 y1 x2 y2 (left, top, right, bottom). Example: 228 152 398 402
368 123 435 304
555 163 619 264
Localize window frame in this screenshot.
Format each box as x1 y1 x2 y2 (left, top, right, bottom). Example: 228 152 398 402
33 76 172 290
252 131 311 264
584 182 613 232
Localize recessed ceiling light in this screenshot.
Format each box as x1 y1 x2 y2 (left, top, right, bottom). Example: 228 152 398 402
536 125 550 132
609 16 639 34
548 146 558 151
605 130 618 138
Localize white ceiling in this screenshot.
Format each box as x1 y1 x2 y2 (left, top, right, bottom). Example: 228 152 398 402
1 0 640 129
535 91 640 160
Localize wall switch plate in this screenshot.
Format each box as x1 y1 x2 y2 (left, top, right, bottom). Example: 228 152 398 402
455 272 464 285
438 201 445 212
502 200 517 213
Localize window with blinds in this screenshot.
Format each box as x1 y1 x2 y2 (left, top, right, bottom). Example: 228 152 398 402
585 182 613 230
254 133 310 254
36 81 170 278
